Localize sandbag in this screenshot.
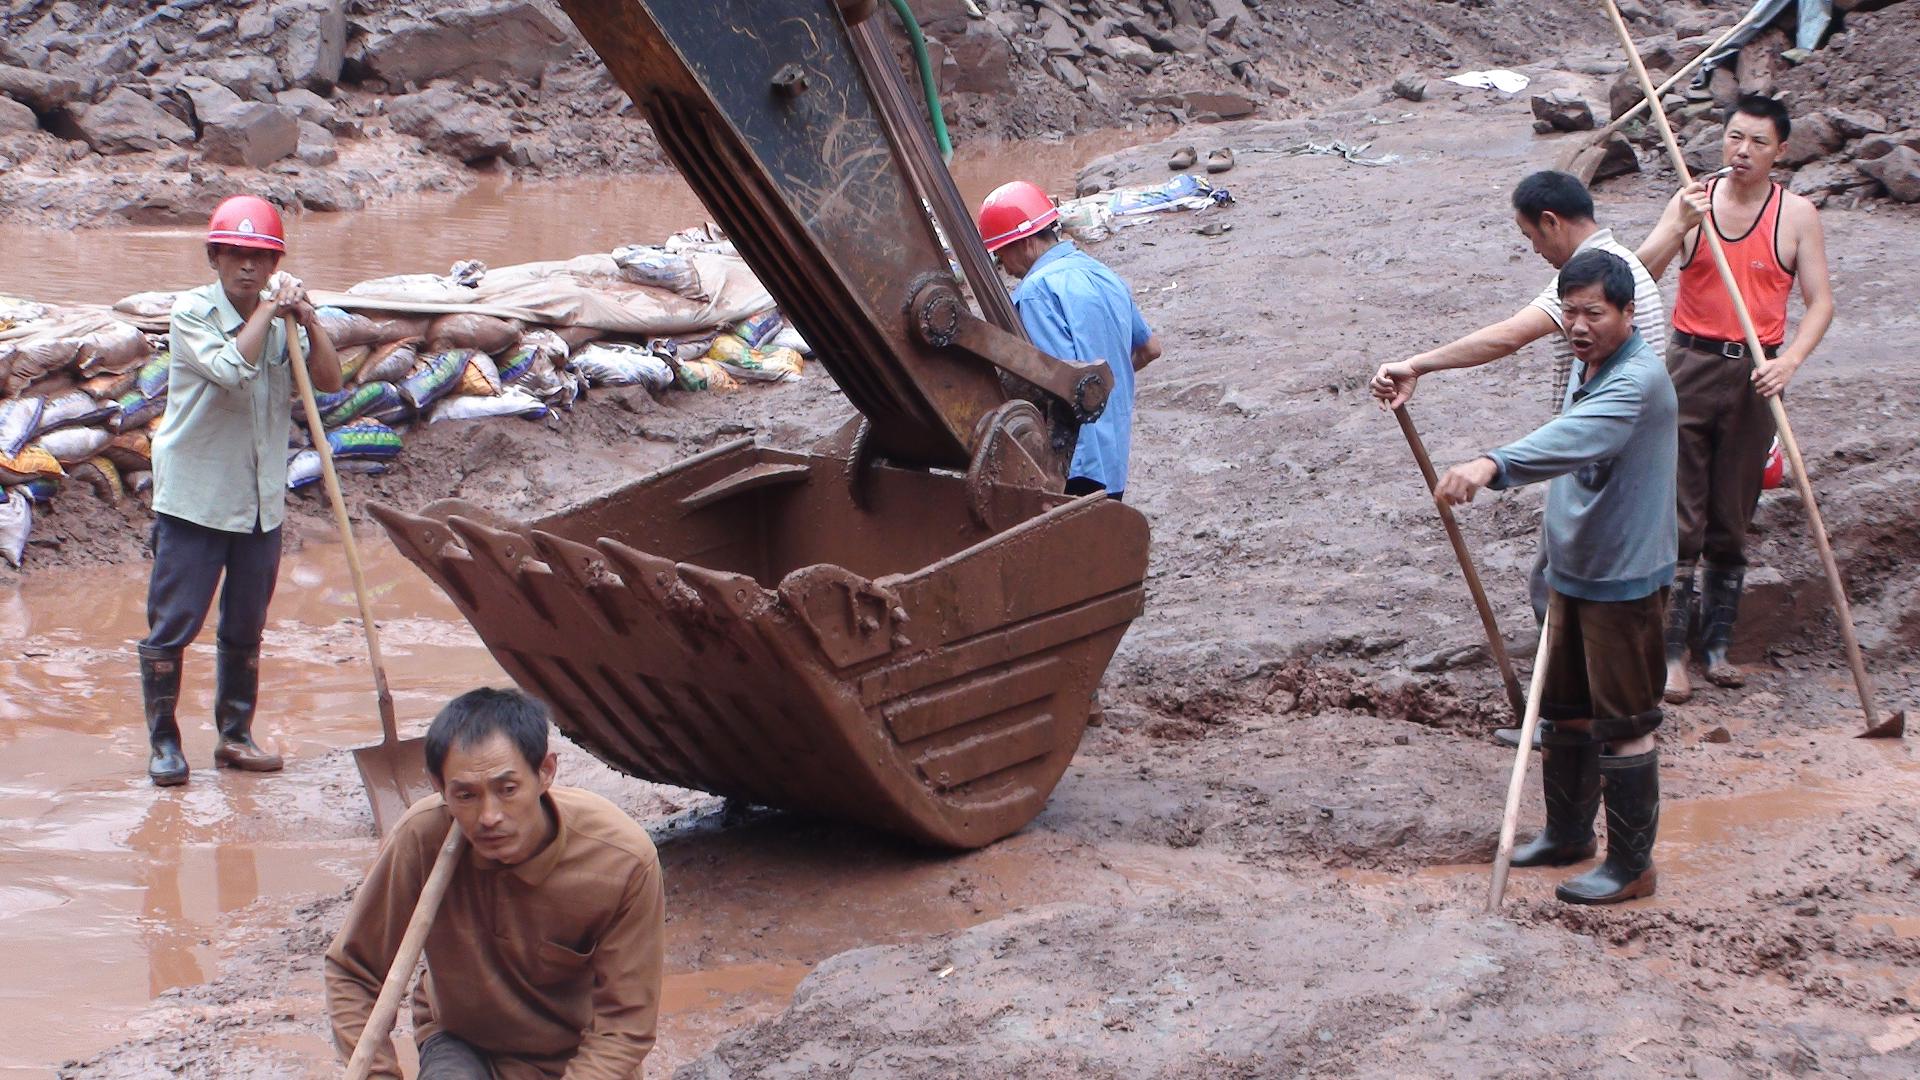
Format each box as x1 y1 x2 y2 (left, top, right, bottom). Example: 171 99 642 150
17 476 59 504
518 328 572 369
0 487 28 567
495 344 539 384
398 349 472 410
366 315 433 342
511 363 585 408
715 345 804 384
704 333 750 365
287 449 391 490
125 469 152 495
570 342 673 392
112 291 184 327
33 390 118 435
553 324 603 352
70 456 120 503
0 397 45 457
455 350 502 397
317 380 405 428
768 323 810 355
0 445 65 485
114 387 166 432
327 419 404 462
428 387 549 424
335 345 372 383
674 359 738 392
74 319 152 378
730 310 784 348
101 431 152 472
0 310 153 394
355 339 422 386
134 352 171 398
314 307 382 349
427 313 522 354
39 426 111 465
80 370 139 400
611 244 705 299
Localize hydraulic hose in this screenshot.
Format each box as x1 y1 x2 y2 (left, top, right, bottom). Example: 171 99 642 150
887 0 952 162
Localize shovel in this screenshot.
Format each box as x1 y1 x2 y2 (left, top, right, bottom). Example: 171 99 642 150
285 315 437 833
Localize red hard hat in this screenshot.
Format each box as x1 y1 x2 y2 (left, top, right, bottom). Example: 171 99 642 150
977 180 1059 253
206 195 286 253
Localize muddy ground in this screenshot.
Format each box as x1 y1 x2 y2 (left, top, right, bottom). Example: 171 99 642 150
23 51 1920 1080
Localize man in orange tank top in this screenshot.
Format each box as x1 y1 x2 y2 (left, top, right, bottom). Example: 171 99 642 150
1639 94 1834 702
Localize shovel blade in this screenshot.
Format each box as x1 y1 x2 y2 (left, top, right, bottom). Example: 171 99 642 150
354 737 436 836
1858 709 1906 740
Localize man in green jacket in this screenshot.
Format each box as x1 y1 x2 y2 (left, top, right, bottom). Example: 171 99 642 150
140 194 341 786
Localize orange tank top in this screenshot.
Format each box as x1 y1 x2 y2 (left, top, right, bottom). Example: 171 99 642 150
1672 180 1795 346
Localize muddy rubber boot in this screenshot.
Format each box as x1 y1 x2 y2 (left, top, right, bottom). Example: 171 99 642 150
1493 725 1542 750
212 646 283 772
1664 565 1696 705
1510 738 1600 867
1700 565 1746 689
140 645 189 787
1555 750 1659 905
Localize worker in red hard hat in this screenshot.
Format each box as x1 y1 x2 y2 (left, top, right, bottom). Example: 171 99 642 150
137 194 342 787
978 179 1160 502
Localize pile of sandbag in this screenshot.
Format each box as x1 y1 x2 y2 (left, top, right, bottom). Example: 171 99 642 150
0 233 815 570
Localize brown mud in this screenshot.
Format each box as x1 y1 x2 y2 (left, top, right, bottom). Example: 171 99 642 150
9 46 1920 1080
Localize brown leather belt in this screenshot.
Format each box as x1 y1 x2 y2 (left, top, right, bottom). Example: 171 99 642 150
1671 329 1779 361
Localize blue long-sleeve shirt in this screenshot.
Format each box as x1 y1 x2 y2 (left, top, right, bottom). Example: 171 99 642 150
1011 241 1152 494
1486 331 1677 603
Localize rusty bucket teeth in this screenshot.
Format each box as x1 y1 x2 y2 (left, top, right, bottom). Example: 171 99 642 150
1858 709 1906 740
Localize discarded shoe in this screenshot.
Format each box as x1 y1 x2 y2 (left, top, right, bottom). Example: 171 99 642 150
1204 147 1235 174
1195 221 1232 237
1167 145 1197 170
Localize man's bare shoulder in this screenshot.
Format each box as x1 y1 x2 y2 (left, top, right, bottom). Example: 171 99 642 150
1778 186 1824 228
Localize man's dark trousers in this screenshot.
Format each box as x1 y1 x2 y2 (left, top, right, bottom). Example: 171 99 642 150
144 513 283 651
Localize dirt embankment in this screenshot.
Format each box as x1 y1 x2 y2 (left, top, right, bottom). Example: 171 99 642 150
53 58 1920 1078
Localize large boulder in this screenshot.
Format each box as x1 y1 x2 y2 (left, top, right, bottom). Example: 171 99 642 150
358 1 572 87
1859 146 1920 203
296 120 337 166
1779 112 1843 168
280 0 347 93
944 25 1014 94
191 57 285 102
72 86 194 154
196 101 300 167
0 95 37 133
274 87 337 127
387 87 511 162
1682 123 1724 175
0 63 90 113
1531 90 1596 133
174 74 243 129
1854 130 1920 162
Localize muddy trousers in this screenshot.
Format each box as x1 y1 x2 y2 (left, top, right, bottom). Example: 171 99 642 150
1667 339 1777 570
417 1033 497 1079
142 513 283 653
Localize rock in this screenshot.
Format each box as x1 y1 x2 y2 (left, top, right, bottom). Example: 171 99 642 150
1530 90 1596 133
295 175 362 212
1702 726 1733 744
1859 146 1920 203
1779 112 1843 168
280 0 347 92
905 0 970 36
197 101 300 167
1854 130 1920 162
1035 8 1082 57
0 95 36 133
1639 36 1706 73
196 17 233 42
1391 73 1426 102
274 88 336 127
1592 131 1641 181
72 86 193 154
0 63 90 113
174 74 243 129
359 1 572 86
1826 109 1888 140
1734 29 1788 96
1048 56 1088 91
1104 36 1162 72
1787 162 1858 198
1607 71 1642 123
1708 66 1739 112
945 25 1014 94
388 87 511 162
296 120 336 166
1682 123 1724 175
191 56 284 102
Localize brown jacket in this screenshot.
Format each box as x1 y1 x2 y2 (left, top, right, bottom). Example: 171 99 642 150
324 787 664 1079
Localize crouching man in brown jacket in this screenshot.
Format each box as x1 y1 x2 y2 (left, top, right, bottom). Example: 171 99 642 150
326 688 665 1078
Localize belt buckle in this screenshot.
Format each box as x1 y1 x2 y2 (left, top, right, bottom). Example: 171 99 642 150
1723 341 1746 360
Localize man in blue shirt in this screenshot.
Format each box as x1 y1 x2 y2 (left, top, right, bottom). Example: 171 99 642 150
977 180 1160 499
1436 250 1677 905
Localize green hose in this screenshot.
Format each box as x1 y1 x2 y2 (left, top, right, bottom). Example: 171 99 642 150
887 0 952 162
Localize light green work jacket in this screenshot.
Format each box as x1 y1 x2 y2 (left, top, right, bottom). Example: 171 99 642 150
152 283 308 533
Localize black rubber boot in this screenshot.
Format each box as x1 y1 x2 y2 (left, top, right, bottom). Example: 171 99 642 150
1494 725 1543 750
1510 736 1600 867
212 646 283 772
1664 564 1696 704
1700 564 1746 688
140 644 189 787
1556 750 1659 904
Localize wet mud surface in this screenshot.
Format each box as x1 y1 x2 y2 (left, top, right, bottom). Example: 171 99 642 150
9 66 1920 1080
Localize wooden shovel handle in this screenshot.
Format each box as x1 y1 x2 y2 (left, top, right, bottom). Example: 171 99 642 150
1487 610 1555 911
286 317 401 743
343 824 465 1080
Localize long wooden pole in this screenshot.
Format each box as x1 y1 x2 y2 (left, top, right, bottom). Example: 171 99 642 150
343 824 465 1080
1600 0 1902 740
1394 406 1527 723
285 315 402 747
1487 611 1554 911
1589 4 1770 143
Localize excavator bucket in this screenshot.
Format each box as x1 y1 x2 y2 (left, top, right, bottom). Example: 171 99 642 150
370 438 1147 848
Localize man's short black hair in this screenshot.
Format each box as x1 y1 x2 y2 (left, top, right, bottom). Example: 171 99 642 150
1557 249 1636 311
1731 93 1790 142
1511 170 1596 226
425 687 551 781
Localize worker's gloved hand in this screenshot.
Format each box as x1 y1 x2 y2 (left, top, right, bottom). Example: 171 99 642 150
1370 360 1419 412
